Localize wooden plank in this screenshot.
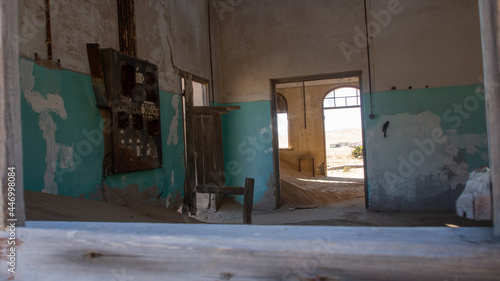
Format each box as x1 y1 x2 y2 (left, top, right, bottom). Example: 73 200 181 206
270 81 281 209
202 115 215 185
117 0 137 56
479 0 500 236
192 106 240 115
193 115 204 186
0 0 25 228
2 222 500 280
243 177 255 224
212 114 225 209
212 114 225 183
86 44 109 107
183 74 197 215
196 185 245 195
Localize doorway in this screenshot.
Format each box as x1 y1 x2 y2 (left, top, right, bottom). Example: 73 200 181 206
271 73 366 209
181 75 213 213
323 87 365 181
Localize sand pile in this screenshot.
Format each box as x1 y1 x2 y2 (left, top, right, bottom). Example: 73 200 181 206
24 190 199 223
279 159 364 207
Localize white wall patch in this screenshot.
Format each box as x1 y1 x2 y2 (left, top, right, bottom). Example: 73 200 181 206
21 60 70 195
167 94 180 146
366 111 487 205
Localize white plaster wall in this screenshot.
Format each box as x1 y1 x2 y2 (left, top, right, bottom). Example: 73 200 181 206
216 0 483 103
18 0 52 60
18 0 119 74
136 0 212 93
51 0 119 75
18 0 212 93
368 0 483 92
216 0 367 103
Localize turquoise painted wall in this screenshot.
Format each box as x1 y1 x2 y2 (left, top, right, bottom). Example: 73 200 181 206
218 85 487 212
21 55 485 212
220 101 276 209
19 58 185 206
362 84 488 211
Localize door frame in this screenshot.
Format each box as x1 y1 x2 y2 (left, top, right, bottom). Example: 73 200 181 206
270 70 367 209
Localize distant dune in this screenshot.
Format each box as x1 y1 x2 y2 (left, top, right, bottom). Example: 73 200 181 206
325 129 362 145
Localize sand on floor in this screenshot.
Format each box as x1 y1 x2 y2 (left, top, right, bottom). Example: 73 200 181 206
24 190 200 223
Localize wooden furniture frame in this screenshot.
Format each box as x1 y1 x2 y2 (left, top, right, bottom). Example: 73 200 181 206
298 156 316 177
196 177 254 224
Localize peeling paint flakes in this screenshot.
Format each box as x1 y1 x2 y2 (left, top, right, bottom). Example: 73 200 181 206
19 59 35 90
367 112 484 200
24 92 68 119
167 94 180 146
466 145 479 156
40 113 59 194
58 144 75 170
21 60 70 195
171 170 175 188
481 153 488 162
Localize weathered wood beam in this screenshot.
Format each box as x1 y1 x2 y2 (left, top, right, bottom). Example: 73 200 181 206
0 0 25 228
184 74 197 215
117 0 136 57
196 185 245 195
479 0 500 236
191 105 241 115
2 223 499 280
243 177 254 224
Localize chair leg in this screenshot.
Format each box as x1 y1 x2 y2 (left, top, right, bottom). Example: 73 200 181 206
243 178 254 224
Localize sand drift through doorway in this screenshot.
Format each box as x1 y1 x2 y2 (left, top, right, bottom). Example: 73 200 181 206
271 74 366 209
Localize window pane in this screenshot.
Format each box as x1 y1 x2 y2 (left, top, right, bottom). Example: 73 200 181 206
324 99 335 108
334 87 355 98
193 82 207 106
324 87 360 109
278 113 289 149
346 97 358 106
336 98 346 107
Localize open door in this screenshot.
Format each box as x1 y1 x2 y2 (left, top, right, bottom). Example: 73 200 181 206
182 74 240 215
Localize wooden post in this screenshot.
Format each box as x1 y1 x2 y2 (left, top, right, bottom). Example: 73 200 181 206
479 0 500 235
183 74 197 215
243 177 254 224
117 0 137 57
0 0 25 227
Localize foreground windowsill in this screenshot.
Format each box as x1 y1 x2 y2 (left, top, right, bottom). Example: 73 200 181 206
2 222 499 280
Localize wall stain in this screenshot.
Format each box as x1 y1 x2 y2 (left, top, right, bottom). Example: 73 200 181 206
254 172 276 210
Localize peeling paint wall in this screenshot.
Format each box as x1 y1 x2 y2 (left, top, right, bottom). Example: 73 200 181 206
18 0 210 207
364 85 488 210
136 0 212 93
18 0 119 73
20 57 187 207
216 0 485 211
20 58 104 198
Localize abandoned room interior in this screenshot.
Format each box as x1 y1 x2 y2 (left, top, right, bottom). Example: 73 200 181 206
2 0 500 279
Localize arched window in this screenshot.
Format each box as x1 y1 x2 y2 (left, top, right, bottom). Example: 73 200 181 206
277 93 289 149
323 87 360 109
